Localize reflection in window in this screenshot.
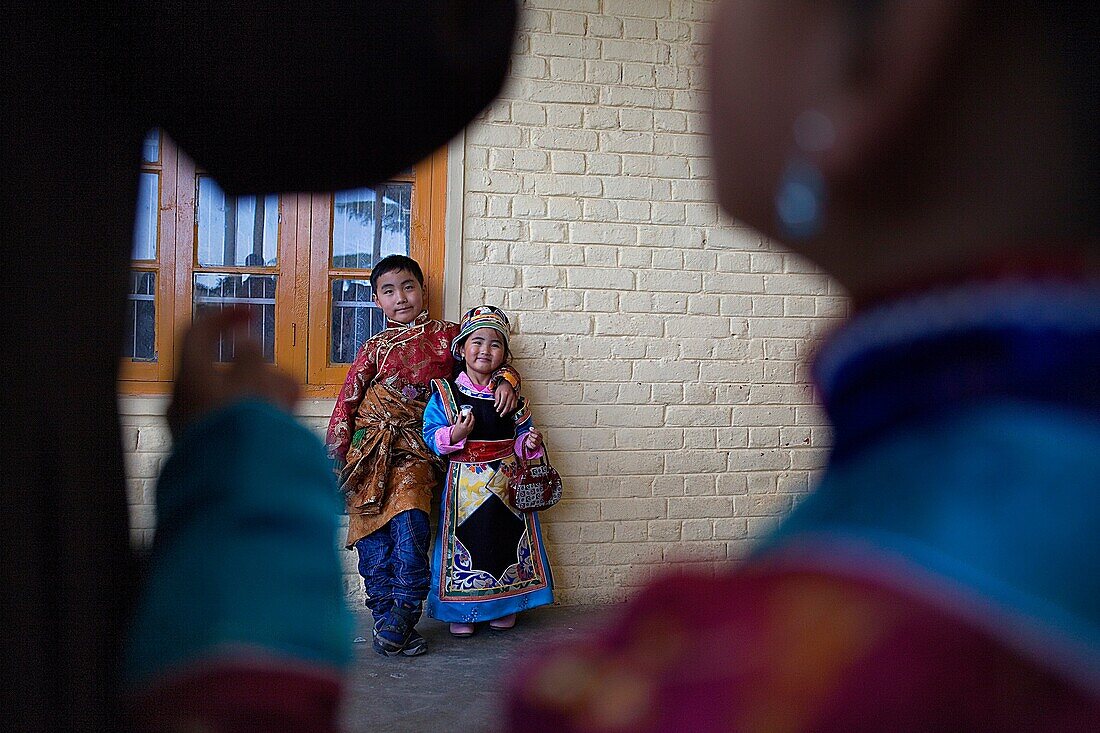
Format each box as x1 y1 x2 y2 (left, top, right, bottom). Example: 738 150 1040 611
331 279 384 363
197 178 279 267
193 273 277 362
331 184 412 269
125 272 156 361
142 129 160 164
132 172 159 261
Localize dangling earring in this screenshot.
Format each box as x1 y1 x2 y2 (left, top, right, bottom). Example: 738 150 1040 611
775 110 835 240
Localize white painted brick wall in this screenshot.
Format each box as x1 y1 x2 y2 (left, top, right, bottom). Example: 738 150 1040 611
119 0 848 609
459 0 847 605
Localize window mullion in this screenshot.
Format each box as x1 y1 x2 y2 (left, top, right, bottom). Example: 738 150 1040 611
273 194 303 380
155 133 179 382
173 146 198 373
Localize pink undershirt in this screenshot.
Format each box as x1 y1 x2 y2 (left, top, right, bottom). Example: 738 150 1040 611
434 372 543 459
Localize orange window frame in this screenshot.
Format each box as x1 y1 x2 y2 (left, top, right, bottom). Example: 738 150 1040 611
303 149 448 393
118 133 448 398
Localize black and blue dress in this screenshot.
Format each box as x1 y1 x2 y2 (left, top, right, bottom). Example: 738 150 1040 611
422 373 554 623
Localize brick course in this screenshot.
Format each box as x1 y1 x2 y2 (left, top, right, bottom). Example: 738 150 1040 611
457 0 846 604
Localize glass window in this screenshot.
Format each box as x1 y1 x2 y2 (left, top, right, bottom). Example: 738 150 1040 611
142 129 160 164
193 273 277 362
120 130 446 393
331 183 411 269
124 272 156 361
132 172 159 261
330 279 385 363
197 177 279 267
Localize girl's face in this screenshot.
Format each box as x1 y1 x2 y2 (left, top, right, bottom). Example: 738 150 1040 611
462 327 506 377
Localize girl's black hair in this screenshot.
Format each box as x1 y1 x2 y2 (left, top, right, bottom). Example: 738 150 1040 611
1040 1 1099 229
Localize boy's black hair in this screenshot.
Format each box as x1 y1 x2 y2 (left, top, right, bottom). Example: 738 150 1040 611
370 254 425 291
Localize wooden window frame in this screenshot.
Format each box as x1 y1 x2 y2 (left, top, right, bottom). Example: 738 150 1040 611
120 136 178 386
118 133 447 398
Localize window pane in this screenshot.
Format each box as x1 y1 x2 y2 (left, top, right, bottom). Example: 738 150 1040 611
124 272 156 361
193 273 276 363
197 177 279 267
331 188 376 269
142 129 160 163
132 172 158 261
380 183 412 258
330 279 385 363
331 183 411 269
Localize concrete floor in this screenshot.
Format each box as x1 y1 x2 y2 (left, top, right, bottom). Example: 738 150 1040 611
340 605 611 732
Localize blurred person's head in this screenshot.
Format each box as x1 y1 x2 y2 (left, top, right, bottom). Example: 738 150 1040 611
707 1 1098 303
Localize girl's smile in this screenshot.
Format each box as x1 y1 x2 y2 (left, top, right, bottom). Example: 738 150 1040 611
462 327 507 385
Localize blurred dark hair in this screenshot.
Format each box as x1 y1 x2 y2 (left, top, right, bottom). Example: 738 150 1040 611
370 254 425 291
846 0 1098 228
1039 2 1099 228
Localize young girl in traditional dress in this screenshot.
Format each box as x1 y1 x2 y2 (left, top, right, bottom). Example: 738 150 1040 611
422 305 554 636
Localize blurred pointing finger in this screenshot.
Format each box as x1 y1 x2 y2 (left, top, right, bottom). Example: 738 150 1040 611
180 307 252 376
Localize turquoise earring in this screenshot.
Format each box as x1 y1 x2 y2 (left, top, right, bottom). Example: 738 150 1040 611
776 158 825 239
775 110 834 240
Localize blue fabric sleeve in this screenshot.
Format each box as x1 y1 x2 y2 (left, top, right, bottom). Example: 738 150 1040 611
513 397 534 435
422 392 451 457
123 399 352 686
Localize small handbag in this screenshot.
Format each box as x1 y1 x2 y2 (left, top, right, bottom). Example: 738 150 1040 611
508 451 563 513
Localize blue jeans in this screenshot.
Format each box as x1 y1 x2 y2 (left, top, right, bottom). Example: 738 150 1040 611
354 509 431 626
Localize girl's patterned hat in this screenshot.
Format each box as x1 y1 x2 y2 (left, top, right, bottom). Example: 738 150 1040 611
453 305 510 359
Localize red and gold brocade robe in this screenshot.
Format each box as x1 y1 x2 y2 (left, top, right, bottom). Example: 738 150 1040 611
327 310 519 546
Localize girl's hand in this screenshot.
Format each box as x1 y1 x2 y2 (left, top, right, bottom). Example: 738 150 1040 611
493 380 518 415
167 307 299 439
524 429 543 452
450 410 475 443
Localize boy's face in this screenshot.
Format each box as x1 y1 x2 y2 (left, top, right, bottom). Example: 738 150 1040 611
373 268 425 324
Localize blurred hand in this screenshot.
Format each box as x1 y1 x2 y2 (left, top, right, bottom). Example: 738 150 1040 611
494 380 518 415
166 307 300 439
450 410 476 443
524 428 542 452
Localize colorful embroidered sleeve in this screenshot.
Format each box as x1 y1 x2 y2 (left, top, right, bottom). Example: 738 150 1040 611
326 338 378 463
422 392 464 456
492 364 522 393
513 399 544 460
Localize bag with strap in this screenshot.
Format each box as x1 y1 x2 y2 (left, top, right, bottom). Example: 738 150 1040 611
508 450 563 513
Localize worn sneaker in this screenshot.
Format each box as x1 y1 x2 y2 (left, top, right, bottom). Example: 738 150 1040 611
373 602 418 657
401 630 428 657
372 632 401 657
372 624 427 656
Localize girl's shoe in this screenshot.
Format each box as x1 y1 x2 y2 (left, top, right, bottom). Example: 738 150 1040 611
488 613 516 630
449 623 476 637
